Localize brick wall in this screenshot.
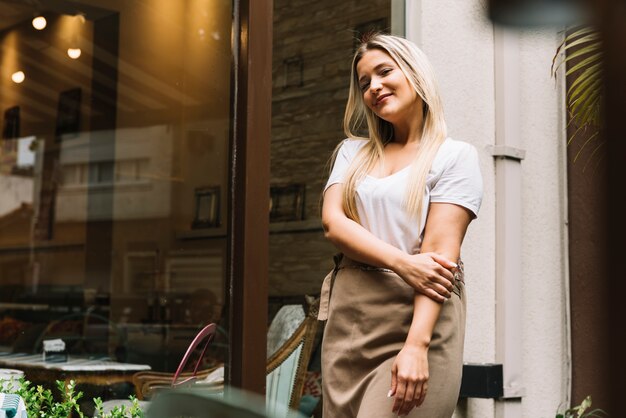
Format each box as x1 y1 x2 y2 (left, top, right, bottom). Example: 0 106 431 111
269 0 390 296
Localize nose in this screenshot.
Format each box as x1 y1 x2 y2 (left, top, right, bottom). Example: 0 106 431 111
369 77 382 93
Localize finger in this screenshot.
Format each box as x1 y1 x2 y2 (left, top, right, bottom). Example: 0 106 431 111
400 383 415 416
416 380 428 407
436 265 455 282
389 364 397 398
423 289 446 303
430 270 453 292
392 380 406 414
404 397 418 416
425 282 451 299
430 282 452 298
429 252 457 269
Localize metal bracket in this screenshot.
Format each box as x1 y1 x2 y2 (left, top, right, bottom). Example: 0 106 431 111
487 145 526 161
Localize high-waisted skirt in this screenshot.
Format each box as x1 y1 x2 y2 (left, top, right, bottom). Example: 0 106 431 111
318 255 466 418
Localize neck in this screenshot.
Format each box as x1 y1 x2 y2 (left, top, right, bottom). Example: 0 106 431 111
392 115 424 145
390 99 425 145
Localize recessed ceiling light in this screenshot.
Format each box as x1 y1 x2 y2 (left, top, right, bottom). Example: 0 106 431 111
67 48 82 59
32 16 47 30
12 71 25 83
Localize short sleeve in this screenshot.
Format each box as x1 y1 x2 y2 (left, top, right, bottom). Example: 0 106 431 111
430 143 483 218
324 139 366 193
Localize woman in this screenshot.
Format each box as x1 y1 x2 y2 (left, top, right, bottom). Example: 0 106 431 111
319 34 483 418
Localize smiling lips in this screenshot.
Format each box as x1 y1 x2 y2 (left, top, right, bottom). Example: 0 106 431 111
374 93 392 106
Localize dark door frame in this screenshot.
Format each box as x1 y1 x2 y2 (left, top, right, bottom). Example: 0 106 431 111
228 0 273 395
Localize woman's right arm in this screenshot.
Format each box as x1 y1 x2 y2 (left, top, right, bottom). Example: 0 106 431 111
322 183 455 302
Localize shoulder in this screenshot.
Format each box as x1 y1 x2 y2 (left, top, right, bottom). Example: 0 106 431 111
432 138 478 170
339 138 368 152
335 138 369 160
438 137 476 157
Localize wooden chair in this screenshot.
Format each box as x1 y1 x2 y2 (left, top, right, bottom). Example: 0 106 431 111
266 298 319 416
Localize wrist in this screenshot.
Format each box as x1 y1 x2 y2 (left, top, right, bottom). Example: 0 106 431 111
405 334 431 349
389 251 410 275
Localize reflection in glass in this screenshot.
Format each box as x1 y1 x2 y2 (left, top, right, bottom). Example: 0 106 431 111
32 16 47 30
0 0 233 409
11 71 24 83
67 48 81 59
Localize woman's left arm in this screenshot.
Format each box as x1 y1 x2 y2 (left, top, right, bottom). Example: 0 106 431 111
391 202 473 416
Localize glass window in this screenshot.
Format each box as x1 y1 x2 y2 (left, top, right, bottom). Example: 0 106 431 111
0 0 233 410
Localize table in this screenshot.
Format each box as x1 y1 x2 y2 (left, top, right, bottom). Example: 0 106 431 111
0 352 150 386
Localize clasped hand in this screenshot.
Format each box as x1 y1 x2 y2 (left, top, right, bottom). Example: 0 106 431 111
394 252 456 303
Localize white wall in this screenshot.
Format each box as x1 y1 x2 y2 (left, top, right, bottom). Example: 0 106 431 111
406 1 568 417
518 28 570 418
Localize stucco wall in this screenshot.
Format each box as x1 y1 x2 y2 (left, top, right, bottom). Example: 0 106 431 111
407 1 568 417
518 28 569 417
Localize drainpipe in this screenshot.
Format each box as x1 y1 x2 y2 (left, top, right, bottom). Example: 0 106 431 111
491 26 526 418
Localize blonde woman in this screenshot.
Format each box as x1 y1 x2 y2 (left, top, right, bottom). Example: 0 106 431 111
318 34 483 418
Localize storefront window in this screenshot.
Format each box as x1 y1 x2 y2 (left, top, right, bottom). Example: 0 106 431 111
0 0 233 407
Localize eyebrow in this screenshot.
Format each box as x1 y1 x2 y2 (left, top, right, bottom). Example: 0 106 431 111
358 61 396 84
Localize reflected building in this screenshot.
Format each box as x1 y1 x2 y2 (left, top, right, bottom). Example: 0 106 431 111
0 1 232 376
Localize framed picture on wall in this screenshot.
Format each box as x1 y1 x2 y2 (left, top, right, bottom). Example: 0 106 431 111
2 106 20 140
269 183 305 222
192 186 221 229
55 88 82 140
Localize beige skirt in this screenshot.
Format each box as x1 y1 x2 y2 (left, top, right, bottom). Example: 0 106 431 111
318 255 466 418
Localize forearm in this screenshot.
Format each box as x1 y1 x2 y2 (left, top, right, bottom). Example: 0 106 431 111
405 242 460 347
406 294 441 347
323 214 409 271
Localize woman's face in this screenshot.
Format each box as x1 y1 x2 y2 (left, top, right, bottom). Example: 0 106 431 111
355 48 420 125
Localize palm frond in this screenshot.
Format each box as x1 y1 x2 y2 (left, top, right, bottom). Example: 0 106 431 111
552 26 603 147
567 65 602 99
582 138 604 173
573 131 599 163
565 57 601 77
553 47 600 75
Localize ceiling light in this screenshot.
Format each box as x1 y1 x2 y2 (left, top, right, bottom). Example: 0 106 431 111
32 16 47 30
11 71 25 83
67 48 81 59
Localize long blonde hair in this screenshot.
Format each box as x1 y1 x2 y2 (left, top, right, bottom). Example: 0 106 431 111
337 33 447 230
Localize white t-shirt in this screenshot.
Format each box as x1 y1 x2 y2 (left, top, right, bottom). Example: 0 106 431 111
324 138 483 254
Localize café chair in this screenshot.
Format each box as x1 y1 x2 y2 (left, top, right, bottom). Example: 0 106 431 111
265 298 319 416
99 323 218 415
132 322 220 398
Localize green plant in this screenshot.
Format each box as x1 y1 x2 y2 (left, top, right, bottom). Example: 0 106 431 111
553 26 603 132
552 26 604 169
94 395 144 418
2 378 85 418
556 395 607 418
1 377 143 418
